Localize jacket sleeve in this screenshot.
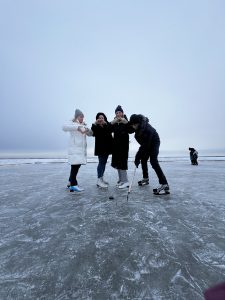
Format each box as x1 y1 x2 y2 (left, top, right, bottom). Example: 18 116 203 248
127 122 135 134
91 124 97 136
62 123 79 132
86 128 93 136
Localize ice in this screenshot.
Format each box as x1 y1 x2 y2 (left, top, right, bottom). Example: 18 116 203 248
0 160 225 299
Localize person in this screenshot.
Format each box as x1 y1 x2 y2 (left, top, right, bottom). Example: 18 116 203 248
62 109 92 192
129 114 170 194
189 147 198 165
91 112 113 188
110 105 133 189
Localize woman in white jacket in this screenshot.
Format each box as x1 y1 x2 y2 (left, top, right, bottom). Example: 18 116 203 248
62 109 92 192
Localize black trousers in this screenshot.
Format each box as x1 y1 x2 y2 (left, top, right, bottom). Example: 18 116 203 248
148 142 168 185
69 164 81 186
141 157 149 179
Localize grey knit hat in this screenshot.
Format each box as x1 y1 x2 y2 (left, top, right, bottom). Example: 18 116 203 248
74 109 84 119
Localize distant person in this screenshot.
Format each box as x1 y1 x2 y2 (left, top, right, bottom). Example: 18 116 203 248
110 105 133 189
129 114 170 195
62 109 93 192
91 112 113 188
189 147 198 165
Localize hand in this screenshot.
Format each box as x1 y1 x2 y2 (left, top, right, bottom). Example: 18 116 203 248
134 157 140 168
96 119 103 125
83 128 89 134
78 126 86 134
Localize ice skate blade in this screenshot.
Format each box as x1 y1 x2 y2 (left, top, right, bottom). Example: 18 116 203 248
96 184 108 189
153 191 170 195
138 182 149 186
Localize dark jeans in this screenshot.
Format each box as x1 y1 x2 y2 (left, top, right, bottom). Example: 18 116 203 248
141 157 149 179
97 155 109 178
69 164 81 186
149 143 168 185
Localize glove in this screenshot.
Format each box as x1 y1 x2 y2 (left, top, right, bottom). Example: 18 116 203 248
134 156 140 168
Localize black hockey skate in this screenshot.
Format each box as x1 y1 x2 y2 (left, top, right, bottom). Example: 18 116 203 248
153 184 170 195
138 178 149 186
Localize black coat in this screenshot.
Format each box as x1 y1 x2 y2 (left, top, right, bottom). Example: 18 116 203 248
91 123 113 156
110 120 133 170
189 148 198 160
134 116 160 160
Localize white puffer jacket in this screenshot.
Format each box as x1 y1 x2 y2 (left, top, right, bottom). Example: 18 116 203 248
62 121 93 165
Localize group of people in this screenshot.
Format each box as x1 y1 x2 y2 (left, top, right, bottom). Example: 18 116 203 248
62 105 170 195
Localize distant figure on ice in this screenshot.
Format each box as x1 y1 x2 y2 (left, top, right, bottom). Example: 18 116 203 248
189 147 198 165
129 114 170 195
110 105 133 189
91 112 113 188
62 109 93 192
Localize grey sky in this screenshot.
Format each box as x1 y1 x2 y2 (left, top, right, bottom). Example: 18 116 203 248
1 0 225 154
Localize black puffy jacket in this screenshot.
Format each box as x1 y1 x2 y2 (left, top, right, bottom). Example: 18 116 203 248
91 123 113 156
134 115 160 160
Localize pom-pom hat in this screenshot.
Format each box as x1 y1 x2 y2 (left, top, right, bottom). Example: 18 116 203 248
115 105 124 114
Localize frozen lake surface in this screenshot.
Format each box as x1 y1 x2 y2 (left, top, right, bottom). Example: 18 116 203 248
0 160 225 299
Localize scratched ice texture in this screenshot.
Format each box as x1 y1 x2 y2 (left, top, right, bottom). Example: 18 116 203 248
0 159 225 299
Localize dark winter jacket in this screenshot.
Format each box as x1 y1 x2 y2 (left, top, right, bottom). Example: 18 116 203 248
133 115 160 161
109 115 133 170
189 148 198 160
91 122 113 156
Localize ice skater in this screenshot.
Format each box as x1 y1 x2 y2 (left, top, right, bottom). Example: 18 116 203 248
91 112 113 188
62 109 93 192
189 147 198 165
129 114 170 195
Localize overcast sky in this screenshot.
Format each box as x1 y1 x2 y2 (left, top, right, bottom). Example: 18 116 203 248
1 0 225 155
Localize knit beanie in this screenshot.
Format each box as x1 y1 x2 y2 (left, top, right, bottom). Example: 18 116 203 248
115 105 123 114
74 109 84 119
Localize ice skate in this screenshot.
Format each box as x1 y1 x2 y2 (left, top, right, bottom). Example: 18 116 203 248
118 182 129 189
70 185 84 192
97 178 108 188
138 178 149 186
153 184 170 195
102 177 109 185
